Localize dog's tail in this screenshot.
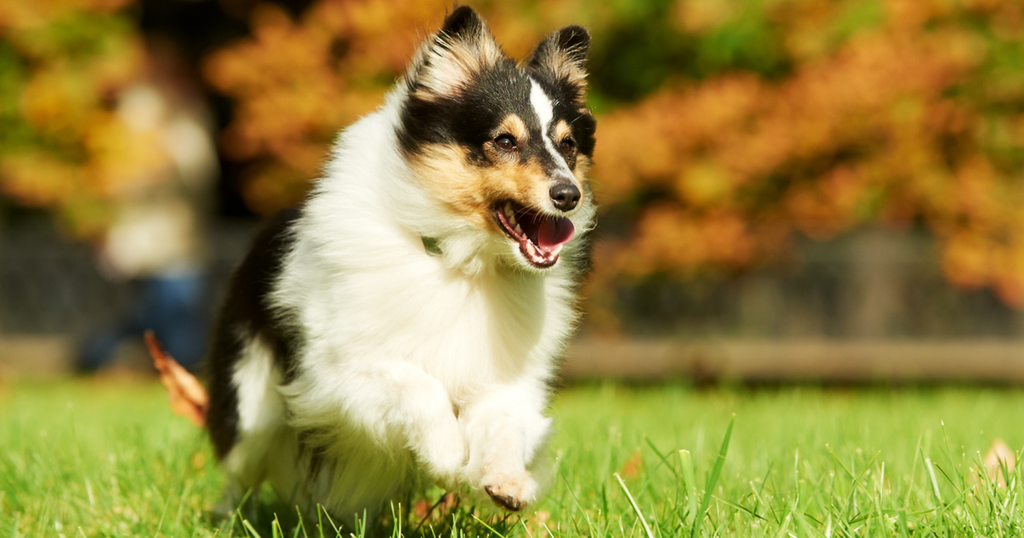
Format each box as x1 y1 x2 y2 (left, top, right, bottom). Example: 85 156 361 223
145 330 208 428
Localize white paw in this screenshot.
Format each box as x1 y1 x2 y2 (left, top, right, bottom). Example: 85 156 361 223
418 427 467 489
482 471 538 511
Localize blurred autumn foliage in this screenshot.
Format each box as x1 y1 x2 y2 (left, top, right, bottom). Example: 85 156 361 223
3 0 1024 319
0 0 156 238
595 0 1024 313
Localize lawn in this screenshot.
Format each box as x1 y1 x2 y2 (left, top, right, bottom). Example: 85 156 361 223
4 379 1024 537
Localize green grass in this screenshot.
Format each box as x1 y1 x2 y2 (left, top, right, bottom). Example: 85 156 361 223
5 379 1024 537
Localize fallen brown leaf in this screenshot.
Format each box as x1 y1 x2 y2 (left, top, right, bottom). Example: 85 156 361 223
145 330 208 427
619 450 643 480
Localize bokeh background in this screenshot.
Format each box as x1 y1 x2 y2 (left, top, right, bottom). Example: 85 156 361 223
2 0 1023 380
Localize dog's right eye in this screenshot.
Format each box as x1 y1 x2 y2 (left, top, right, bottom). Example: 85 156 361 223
494 134 518 152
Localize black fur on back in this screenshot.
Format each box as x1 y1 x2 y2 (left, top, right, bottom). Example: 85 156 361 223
204 208 302 460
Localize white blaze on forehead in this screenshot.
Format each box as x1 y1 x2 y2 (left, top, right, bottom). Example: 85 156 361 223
529 79 574 176
529 79 555 131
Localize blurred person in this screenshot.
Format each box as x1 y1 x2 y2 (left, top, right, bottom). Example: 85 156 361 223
78 40 219 373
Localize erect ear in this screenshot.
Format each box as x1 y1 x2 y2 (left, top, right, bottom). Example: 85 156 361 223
527 26 591 105
406 6 507 99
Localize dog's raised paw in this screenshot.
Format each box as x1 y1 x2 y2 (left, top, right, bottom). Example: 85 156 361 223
482 473 537 511
485 485 522 511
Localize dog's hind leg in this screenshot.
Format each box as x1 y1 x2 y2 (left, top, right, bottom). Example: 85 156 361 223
213 337 296 515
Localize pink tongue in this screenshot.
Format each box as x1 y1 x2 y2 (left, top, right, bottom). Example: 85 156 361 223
537 217 575 250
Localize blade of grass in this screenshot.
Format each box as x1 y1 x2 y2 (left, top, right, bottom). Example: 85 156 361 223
645 437 680 480
560 473 597 536
825 445 854 480
939 421 966 493
925 458 943 505
271 514 283 538
679 449 697 527
241 518 263 538
470 514 509 538
770 512 792 538
390 501 401 538
519 517 534 538
691 414 735 538
356 508 368 538
711 494 765 521
614 472 655 538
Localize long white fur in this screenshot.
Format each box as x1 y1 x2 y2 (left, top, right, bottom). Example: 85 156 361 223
221 66 592 526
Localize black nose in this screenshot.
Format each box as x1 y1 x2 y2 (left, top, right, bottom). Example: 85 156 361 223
549 183 581 211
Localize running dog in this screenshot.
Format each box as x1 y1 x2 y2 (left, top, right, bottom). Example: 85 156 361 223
204 6 596 524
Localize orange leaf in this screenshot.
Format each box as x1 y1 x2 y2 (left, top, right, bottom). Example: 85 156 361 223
145 330 208 427
618 450 643 480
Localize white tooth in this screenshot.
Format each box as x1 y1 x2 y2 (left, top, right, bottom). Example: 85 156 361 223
509 213 517 226
551 244 563 257
505 203 513 217
514 224 523 234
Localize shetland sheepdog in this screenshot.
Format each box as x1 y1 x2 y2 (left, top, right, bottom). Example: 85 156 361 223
204 6 596 524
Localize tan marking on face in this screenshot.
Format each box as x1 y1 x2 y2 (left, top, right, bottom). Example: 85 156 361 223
550 119 580 169
496 115 529 144
482 139 516 166
409 144 554 231
483 115 531 166
554 120 573 145
573 154 592 183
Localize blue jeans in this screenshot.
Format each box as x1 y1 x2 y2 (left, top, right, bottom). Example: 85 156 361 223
79 273 208 372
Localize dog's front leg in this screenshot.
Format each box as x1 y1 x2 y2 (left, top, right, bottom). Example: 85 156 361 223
459 384 552 510
287 361 466 489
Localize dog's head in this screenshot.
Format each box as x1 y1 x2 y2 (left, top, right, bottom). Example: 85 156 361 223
398 7 595 272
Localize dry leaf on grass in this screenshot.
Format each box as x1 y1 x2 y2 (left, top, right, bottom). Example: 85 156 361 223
618 450 643 479
145 330 208 427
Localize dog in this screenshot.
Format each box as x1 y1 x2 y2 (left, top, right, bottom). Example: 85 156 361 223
204 6 596 525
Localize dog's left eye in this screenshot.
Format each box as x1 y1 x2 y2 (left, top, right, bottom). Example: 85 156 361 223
494 134 518 152
559 138 577 157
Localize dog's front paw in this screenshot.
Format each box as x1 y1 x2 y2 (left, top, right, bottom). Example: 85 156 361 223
419 428 467 489
482 471 538 511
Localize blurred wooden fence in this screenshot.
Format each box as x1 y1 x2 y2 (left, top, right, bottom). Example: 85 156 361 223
563 339 1024 384
4 335 1024 383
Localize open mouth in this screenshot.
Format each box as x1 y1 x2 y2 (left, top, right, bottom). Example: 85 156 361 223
494 201 575 268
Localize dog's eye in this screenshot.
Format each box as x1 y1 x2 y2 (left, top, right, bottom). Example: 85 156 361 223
559 138 576 156
494 134 518 152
